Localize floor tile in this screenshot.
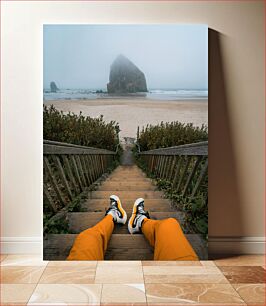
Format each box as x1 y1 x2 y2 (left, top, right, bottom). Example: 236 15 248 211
101 284 146 304
39 266 96 284
142 261 202 266
0 254 8 261
143 265 228 283
145 283 245 304
1 254 48 267
1 266 45 284
200 260 217 266
48 260 97 267
98 260 142 266
219 266 265 283
1 284 36 304
95 261 143 283
147 302 246 306
28 284 102 305
233 284 265 304
146 303 246 306
101 304 146 306
214 255 265 267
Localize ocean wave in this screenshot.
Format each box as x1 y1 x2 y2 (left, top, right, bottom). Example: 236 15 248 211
43 88 208 101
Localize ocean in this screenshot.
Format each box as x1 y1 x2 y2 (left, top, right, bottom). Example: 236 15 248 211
43 89 208 101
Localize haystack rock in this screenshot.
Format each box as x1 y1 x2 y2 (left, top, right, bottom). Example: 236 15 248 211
107 54 147 94
50 81 59 93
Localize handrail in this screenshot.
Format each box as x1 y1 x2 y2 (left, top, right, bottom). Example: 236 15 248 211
139 141 208 156
137 141 208 199
43 140 118 223
44 140 116 155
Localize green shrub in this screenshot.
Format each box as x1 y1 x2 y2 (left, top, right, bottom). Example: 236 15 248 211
43 213 69 234
43 105 120 151
137 121 208 151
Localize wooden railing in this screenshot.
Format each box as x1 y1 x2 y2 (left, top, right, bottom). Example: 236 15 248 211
43 140 117 215
138 141 208 198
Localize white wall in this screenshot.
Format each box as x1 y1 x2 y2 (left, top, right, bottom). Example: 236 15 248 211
1 1 265 254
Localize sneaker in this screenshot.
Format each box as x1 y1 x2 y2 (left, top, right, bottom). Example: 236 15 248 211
105 195 127 224
128 198 150 234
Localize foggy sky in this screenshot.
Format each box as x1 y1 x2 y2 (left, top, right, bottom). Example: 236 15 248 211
44 24 208 90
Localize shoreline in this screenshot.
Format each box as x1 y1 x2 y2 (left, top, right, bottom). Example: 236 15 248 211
44 98 207 106
44 98 208 139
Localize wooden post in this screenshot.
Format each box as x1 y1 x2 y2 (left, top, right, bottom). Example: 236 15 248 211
70 155 84 190
44 156 65 205
80 155 91 186
84 155 93 184
191 159 208 197
150 155 155 172
88 155 97 181
182 156 203 197
172 156 182 188
76 156 87 187
169 155 177 181
43 183 57 212
159 156 166 178
176 156 192 193
62 155 80 194
100 155 105 174
52 155 73 201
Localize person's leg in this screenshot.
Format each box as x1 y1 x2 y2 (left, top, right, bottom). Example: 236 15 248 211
67 194 127 260
67 214 114 260
142 218 199 261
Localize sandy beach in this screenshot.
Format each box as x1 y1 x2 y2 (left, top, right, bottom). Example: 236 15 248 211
44 98 208 139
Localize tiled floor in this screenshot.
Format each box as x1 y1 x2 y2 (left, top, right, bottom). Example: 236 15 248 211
0 255 265 305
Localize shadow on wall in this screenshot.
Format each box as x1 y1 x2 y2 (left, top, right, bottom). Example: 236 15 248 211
208 29 244 251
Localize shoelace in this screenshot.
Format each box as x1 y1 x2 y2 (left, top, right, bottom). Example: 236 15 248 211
110 200 117 208
106 200 117 214
133 204 150 219
137 204 147 215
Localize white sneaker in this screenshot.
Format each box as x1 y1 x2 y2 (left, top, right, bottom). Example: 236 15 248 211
128 198 150 234
105 195 127 224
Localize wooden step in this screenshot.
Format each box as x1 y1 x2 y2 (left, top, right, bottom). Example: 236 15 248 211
115 165 140 170
107 175 147 180
108 171 146 177
100 181 156 187
105 248 153 260
110 173 145 177
98 184 156 191
111 171 145 175
110 167 145 172
43 233 207 260
44 234 76 260
81 199 173 212
112 166 143 171
106 177 152 182
67 211 185 234
105 234 153 260
89 191 164 199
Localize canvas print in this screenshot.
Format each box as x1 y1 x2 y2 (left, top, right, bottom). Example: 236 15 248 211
43 25 208 260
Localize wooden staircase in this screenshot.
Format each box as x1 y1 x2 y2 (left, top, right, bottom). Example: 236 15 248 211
44 164 207 260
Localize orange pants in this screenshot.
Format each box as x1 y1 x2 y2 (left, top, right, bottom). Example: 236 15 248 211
67 215 198 261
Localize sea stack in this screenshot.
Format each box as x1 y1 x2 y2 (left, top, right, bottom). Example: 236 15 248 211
50 81 59 93
107 54 147 94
